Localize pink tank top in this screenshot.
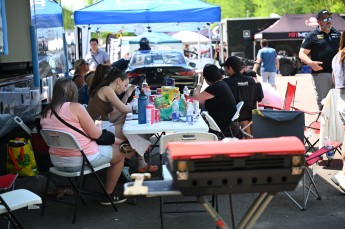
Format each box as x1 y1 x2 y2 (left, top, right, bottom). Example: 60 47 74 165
40 102 98 157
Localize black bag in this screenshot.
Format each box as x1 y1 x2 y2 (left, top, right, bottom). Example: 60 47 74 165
52 110 115 146
96 129 115 145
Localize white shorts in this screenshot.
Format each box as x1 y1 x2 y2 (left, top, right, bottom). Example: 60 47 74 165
55 145 113 172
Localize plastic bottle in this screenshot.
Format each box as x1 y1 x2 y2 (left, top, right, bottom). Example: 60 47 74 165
131 96 138 114
138 89 148 124
142 78 148 88
186 102 193 125
145 86 151 104
324 136 334 159
134 87 140 98
183 86 189 97
171 100 179 122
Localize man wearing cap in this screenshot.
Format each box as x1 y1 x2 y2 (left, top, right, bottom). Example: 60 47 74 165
222 56 257 138
253 39 279 89
299 9 341 110
85 38 111 71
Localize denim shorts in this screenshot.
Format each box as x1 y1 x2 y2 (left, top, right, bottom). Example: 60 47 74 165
56 145 113 172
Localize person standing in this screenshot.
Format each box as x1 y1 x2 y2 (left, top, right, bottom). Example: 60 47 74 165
299 9 341 110
331 31 345 192
85 38 111 71
253 39 279 89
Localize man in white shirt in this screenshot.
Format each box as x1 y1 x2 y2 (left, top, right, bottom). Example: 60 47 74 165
85 38 111 71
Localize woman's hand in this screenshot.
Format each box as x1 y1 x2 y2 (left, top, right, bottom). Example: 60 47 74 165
125 84 136 97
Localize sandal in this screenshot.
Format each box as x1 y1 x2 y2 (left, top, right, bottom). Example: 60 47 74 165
137 164 159 173
119 140 137 154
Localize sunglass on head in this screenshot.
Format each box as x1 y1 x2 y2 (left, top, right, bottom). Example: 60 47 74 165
321 17 332 22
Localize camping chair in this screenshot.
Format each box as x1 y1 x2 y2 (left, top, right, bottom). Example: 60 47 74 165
251 109 334 210
258 81 297 110
201 101 244 139
40 129 117 224
159 132 218 229
0 189 42 229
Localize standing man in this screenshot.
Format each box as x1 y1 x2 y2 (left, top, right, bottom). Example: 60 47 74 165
253 39 279 89
299 9 341 110
85 38 111 71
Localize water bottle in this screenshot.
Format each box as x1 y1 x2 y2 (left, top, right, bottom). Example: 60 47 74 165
145 86 151 104
131 96 138 114
186 102 193 125
138 90 148 124
142 78 148 88
134 87 140 98
183 86 189 100
324 137 334 159
172 100 179 122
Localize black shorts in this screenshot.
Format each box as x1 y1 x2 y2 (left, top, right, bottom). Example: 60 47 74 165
239 107 253 122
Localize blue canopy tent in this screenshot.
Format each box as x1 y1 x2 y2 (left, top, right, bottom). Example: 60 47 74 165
31 0 63 29
73 0 221 32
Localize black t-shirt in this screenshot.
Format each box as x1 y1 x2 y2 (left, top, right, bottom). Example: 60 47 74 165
204 80 237 134
301 27 341 73
223 73 258 108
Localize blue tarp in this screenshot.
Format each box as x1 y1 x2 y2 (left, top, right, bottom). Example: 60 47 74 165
31 0 63 28
74 0 220 32
129 32 182 44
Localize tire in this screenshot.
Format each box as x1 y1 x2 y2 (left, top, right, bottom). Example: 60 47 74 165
280 63 292 76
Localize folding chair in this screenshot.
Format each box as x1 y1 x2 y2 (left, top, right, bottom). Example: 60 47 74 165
159 132 218 229
251 109 334 210
258 81 297 110
0 189 42 229
201 101 244 139
40 129 117 224
284 141 342 210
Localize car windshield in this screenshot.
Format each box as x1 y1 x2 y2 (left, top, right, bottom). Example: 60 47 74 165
130 50 186 66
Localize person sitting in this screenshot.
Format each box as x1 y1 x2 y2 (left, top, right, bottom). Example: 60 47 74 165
73 59 89 89
193 64 237 137
222 56 259 138
87 68 158 173
40 78 132 205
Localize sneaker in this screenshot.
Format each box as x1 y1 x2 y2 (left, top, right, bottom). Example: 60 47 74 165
100 193 127 206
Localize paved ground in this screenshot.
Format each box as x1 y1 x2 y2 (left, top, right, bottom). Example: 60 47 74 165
6 74 345 229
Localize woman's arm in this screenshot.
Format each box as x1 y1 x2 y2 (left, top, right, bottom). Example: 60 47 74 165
99 86 132 113
120 84 136 103
70 102 102 139
193 77 214 104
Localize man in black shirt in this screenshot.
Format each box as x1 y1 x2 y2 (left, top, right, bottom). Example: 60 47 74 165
221 56 258 138
299 9 341 110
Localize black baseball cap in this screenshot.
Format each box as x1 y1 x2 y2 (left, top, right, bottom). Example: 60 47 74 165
316 9 332 20
220 56 242 73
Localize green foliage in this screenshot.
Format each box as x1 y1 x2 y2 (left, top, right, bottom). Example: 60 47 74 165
203 0 345 18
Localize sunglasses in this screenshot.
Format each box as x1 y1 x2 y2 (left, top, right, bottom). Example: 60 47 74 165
321 17 332 22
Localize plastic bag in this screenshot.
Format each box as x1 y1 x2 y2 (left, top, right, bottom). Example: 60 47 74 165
154 94 170 109
7 137 39 176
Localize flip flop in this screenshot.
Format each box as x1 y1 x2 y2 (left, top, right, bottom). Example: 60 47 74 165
137 164 159 173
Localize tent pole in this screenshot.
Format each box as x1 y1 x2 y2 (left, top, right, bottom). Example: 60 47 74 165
208 25 213 63
198 28 201 70
253 40 256 61
219 22 224 64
